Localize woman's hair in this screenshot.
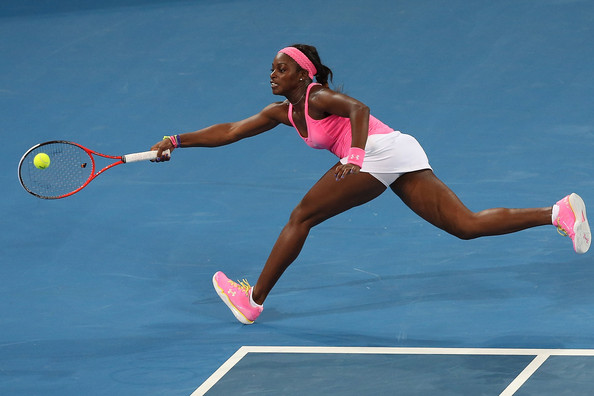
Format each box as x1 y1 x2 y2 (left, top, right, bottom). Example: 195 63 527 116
290 44 333 87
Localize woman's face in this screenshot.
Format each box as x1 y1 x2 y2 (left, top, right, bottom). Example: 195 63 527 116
270 53 304 96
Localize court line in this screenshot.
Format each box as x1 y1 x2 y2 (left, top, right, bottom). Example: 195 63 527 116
190 346 594 395
237 346 594 356
499 354 549 396
190 347 249 396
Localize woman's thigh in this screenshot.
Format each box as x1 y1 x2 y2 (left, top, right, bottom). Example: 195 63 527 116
390 169 474 235
294 163 387 227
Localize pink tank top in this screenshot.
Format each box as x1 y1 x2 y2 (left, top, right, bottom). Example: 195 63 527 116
288 83 393 158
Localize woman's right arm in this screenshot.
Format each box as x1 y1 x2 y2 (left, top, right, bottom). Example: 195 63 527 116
151 102 288 158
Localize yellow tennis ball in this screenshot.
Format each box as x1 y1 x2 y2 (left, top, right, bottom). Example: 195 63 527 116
34 153 51 169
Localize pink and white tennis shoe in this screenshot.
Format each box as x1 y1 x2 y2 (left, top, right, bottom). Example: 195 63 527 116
554 193 591 254
212 271 263 324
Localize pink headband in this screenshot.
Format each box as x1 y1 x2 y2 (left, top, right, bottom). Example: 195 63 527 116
279 46 317 80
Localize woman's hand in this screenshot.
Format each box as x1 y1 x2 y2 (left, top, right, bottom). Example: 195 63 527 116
334 163 360 180
150 139 174 162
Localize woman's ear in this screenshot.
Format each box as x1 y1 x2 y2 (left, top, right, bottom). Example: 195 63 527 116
299 69 310 82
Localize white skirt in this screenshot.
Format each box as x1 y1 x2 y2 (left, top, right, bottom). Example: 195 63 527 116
340 131 432 186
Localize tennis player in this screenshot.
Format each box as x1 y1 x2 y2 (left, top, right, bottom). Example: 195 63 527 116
152 44 590 324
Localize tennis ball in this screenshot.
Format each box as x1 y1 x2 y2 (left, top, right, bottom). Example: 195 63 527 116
34 153 51 169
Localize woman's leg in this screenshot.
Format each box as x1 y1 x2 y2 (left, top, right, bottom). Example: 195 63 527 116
251 164 387 304
390 169 552 239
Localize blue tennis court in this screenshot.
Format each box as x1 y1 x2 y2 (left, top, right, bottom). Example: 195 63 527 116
1 1 593 395
196 347 594 395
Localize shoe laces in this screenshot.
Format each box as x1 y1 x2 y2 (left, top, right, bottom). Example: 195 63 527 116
556 225 568 237
229 278 252 294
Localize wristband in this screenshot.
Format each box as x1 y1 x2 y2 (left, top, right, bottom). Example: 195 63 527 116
347 147 365 167
163 134 181 148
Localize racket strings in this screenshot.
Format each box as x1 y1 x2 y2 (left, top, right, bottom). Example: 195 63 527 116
20 142 93 199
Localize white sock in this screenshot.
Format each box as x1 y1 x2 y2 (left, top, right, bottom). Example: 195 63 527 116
249 287 263 308
551 204 560 225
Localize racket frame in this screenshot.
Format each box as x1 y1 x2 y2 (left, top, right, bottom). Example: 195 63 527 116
18 140 165 199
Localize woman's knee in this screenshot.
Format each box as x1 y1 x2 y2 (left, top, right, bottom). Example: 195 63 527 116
287 201 321 230
391 170 484 240
449 225 480 240
444 213 482 240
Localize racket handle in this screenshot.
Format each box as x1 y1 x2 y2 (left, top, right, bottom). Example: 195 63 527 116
123 149 170 163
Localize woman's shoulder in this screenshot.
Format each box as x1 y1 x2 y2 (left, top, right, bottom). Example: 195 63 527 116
307 84 341 118
263 100 290 114
308 83 329 96
307 84 340 104
261 100 291 125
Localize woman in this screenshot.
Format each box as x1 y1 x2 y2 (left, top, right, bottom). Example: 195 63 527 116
151 44 590 325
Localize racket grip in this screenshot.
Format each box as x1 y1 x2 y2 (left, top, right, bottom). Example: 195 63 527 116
123 149 170 163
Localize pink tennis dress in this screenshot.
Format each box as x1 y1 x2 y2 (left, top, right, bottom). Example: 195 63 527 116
288 83 431 186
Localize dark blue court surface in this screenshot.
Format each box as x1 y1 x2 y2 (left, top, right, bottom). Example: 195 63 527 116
1 1 593 395
196 347 594 395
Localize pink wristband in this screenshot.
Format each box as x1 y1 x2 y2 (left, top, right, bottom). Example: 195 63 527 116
347 147 365 167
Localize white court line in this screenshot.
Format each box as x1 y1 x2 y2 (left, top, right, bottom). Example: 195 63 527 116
190 346 594 395
190 347 249 396
236 346 594 356
499 354 549 396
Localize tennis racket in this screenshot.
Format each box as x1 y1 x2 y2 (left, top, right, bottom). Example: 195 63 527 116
18 140 169 199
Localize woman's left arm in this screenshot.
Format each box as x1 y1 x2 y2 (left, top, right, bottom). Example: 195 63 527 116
308 88 370 178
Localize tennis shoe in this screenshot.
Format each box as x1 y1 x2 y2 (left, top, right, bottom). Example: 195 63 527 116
554 193 590 254
212 271 263 324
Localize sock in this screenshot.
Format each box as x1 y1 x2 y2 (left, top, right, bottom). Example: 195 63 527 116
249 287 263 308
551 204 560 225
